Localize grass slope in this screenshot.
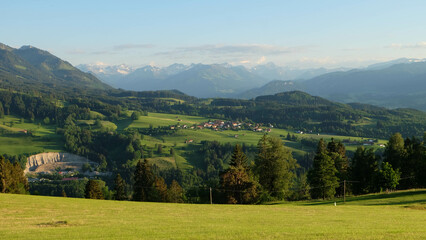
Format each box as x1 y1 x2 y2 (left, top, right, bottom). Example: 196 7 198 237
0 115 64 155
0 190 425 239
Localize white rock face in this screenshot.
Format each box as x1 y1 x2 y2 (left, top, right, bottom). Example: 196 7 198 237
25 152 95 173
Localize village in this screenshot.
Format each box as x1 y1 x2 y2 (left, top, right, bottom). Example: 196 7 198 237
170 119 273 132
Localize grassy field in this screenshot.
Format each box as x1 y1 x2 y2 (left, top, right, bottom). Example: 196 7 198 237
0 190 425 239
0 115 64 155
128 112 210 129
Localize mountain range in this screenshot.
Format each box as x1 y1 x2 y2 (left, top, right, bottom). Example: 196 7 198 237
2 42 426 111
77 62 337 98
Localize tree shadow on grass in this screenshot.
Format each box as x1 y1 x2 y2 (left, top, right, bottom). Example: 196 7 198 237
302 190 426 206
116 118 133 131
181 144 204 169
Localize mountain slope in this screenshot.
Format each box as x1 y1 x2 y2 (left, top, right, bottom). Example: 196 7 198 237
255 90 341 106
250 62 335 81
164 64 266 97
102 63 267 97
237 80 304 99
12 46 111 90
302 62 426 110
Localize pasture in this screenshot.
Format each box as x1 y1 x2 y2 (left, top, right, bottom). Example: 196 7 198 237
0 190 425 239
0 115 64 155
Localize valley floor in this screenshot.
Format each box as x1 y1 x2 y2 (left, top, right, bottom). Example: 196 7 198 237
0 190 425 239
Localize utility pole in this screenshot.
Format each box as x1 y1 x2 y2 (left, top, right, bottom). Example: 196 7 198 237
210 187 213 204
343 180 346 203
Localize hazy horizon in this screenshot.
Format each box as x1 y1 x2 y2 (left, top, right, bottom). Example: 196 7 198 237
2 0 426 69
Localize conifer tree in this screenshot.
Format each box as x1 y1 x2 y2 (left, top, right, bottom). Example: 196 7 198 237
327 139 349 195
221 144 258 204
350 147 379 194
0 102 4 118
168 180 184 203
114 173 128 200
152 176 168 202
0 156 28 194
133 159 155 201
308 139 339 199
85 180 104 199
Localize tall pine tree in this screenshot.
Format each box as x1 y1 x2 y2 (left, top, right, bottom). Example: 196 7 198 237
350 147 379 194
220 144 258 204
308 139 339 199
85 180 104 199
255 135 298 200
327 139 349 195
168 180 184 203
114 173 128 200
0 156 28 194
133 159 155 201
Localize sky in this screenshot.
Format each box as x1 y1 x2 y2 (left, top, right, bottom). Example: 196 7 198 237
1 0 426 68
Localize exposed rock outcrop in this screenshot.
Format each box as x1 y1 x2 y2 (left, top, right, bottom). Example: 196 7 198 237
25 152 95 173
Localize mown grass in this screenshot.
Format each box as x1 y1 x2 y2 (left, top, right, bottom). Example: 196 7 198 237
0 190 425 239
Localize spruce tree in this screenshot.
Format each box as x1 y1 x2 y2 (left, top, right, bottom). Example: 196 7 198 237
220 144 258 204
0 102 4 118
327 139 348 195
350 147 379 194
308 139 339 199
255 136 298 200
152 176 168 202
168 180 184 203
114 173 128 200
0 156 28 194
133 159 155 201
85 180 104 199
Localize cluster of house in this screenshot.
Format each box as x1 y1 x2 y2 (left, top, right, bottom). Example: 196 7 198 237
342 138 385 147
28 177 81 183
171 120 273 133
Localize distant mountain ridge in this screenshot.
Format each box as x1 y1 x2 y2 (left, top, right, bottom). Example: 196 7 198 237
301 61 426 110
237 80 303 99
76 54 426 111
78 62 340 98
235 59 426 110
249 62 343 81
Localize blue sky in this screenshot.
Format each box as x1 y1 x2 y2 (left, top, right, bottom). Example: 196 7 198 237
2 0 426 68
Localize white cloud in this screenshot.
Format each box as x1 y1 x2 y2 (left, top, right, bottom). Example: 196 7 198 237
113 44 155 51
388 42 426 49
156 44 307 57
256 56 266 64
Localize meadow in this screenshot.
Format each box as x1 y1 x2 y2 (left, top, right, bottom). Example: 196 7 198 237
0 115 64 155
0 190 425 239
